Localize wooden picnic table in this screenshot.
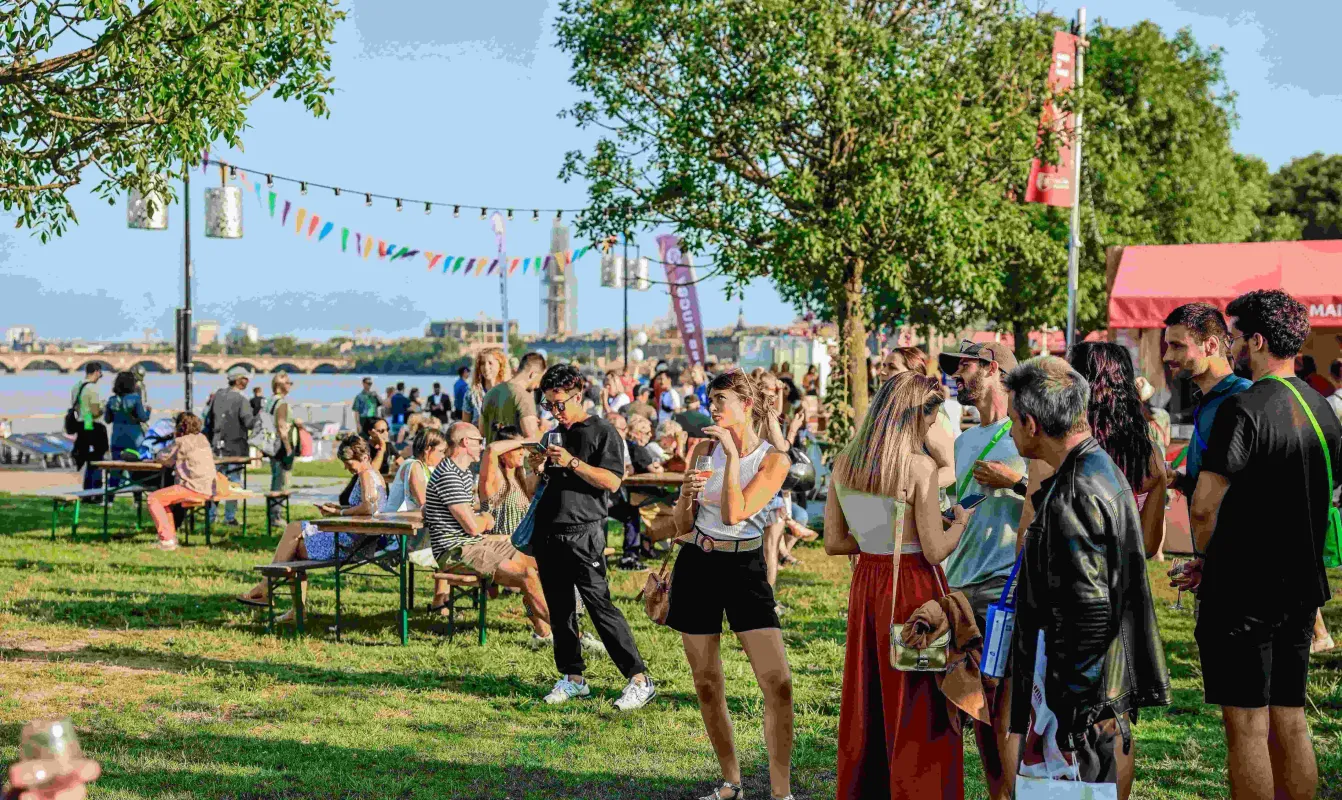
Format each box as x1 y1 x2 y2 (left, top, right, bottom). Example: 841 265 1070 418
307 511 422 645
623 471 687 488
90 456 256 540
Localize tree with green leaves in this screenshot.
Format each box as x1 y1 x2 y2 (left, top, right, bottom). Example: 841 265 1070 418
556 0 1053 423
0 0 343 240
1264 152 1342 241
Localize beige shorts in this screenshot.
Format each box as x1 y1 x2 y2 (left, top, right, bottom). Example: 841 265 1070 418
437 534 517 578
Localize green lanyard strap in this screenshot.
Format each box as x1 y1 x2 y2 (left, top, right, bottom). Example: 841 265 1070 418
957 419 1013 501
1261 376 1334 494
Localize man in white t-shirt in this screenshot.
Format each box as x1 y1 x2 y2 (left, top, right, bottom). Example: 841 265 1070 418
937 339 1032 800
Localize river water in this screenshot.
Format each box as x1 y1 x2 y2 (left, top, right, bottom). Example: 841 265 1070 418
0 372 455 434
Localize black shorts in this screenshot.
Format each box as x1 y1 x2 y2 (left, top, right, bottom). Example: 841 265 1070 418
665 542 779 635
1194 603 1315 708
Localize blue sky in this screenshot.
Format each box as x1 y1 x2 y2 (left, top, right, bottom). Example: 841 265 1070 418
2 0 1339 342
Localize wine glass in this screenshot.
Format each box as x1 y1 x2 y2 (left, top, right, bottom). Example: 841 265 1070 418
692 455 713 481
543 430 563 450
1169 557 1189 611
19 718 83 790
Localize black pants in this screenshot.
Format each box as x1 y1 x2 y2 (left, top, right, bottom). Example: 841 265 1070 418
608 495 641 557
534 521 647 679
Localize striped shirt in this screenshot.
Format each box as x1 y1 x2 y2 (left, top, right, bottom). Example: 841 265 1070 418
423 458 479 557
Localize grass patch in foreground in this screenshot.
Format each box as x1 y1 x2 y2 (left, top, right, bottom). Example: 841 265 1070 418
0 491 1338 799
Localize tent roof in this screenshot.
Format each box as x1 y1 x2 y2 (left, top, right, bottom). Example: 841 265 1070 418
1108 240 1342 328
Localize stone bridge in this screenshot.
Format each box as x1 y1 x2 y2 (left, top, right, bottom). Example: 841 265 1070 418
0 351 352 375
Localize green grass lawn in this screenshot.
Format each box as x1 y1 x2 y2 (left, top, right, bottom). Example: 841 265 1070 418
0 491 1338 799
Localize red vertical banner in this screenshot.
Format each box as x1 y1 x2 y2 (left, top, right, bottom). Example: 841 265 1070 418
656 234 708 366
1025 31 1080 207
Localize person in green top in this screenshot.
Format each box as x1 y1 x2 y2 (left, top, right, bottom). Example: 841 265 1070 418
481 352 547 443
352 376 381 433
70 363 107 492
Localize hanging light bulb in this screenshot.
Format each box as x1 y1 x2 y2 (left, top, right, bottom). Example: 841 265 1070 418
300 181 308 195
365 193 372 207
453 205 460 218
479 207 487 220
506 209 514 221
395 198 403 212
532 209 539 222
555 210 562 222
265 174 273 187
228 166 237 178
424 202 432 215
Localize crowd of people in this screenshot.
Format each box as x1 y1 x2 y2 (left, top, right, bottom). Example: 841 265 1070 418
52 289 1340 800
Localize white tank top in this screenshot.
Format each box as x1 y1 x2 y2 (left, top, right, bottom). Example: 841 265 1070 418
695 439 776 541
833 483 912 555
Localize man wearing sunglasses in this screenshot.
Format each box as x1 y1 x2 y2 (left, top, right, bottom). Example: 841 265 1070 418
528 363 656 711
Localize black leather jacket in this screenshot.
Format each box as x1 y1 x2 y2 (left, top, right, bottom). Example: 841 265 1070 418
1009 438 1171 748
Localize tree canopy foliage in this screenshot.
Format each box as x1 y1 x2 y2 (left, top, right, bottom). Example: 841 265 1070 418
557 0 1053 421
0 0 343 240
1264 152 1342 241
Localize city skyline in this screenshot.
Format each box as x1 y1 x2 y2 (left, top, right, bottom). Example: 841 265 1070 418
1 0 1338 342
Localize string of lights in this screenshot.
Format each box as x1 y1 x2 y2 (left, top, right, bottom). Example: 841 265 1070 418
203 156 591 221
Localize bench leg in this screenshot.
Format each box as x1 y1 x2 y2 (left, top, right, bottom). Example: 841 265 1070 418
102 480 110 544
334 569 342 643
446 585 457 639
285 498 290 523
72 499 80 537
50 500 58 541
266 499 274 538
204 502 212 547
291 573 306 636
265 576 276 634
135 493 143 531
479 582 488 646
183 507 192 547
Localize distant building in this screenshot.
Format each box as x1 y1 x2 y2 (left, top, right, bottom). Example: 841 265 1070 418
541 223 578 336
193 321 221 346
6 326 36 352
425 317 519 345
227 323 260 346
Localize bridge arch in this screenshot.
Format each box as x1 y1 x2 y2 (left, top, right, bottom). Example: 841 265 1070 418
271 362 305 375
132 359 173 374
223 361 261 374
311 361 342 374
23 359 68 373
192 361 220 374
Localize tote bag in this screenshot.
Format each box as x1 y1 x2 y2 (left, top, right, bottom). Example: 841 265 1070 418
1015 630 1119 800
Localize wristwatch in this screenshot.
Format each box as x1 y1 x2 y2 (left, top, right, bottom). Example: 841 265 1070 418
567 456 582 470
1012 477 1029 497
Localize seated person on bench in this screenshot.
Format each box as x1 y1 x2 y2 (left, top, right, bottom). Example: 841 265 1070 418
238 435 387 611
424 422 551 643
146 412 215 552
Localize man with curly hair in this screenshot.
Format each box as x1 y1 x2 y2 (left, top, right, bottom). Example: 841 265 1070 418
528 362 655 711
1178 289 1338 800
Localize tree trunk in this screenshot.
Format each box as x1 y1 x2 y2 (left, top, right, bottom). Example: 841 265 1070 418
1011 318 1033 363
841 262 869 425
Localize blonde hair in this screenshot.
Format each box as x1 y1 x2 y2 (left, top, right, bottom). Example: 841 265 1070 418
832 372 946 498
628 414 653 436
271 370 291 394
472 347 511 391
656 419 683 439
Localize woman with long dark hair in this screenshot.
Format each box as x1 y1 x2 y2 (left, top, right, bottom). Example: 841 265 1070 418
1068 342 1168 558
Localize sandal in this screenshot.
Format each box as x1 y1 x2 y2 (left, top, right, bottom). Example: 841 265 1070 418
236 593 269 608
698 782 744 800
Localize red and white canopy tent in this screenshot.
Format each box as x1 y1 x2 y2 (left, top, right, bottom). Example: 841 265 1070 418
1107 240 1342 389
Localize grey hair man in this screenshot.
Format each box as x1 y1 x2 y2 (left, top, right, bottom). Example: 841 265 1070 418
205 366 255 525
1004 356 1170 800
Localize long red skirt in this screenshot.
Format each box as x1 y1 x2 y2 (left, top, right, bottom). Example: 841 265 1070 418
836 552 963 800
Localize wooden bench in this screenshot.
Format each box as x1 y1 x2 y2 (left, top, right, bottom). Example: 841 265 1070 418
252 558 343 635
265 490 294 536
49 487 145 540
179 489 261 546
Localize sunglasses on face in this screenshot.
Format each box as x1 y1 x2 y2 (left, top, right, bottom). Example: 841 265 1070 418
539 392 579 412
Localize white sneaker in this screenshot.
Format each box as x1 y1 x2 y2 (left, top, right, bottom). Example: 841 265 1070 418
579 631 607 654
543 677 591 705
613 676 656 711
527 632 554 650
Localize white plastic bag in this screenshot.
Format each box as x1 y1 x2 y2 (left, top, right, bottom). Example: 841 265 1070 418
1015 630 1119 800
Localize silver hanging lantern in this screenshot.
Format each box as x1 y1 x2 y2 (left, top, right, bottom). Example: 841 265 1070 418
629 256 651 291
204 186 243 239
600 252 625 289
127 188 168 230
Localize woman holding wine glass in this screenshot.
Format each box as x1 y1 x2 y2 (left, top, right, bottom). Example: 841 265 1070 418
669 370 795 800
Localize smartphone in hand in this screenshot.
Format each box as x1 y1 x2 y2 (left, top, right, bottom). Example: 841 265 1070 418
943 493 988 521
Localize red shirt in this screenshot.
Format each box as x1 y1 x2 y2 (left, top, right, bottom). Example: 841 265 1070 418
1305 373 1334 398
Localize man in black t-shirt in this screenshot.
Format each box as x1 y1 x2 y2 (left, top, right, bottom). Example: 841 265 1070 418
529 363 655 711
1182 289 1337 800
